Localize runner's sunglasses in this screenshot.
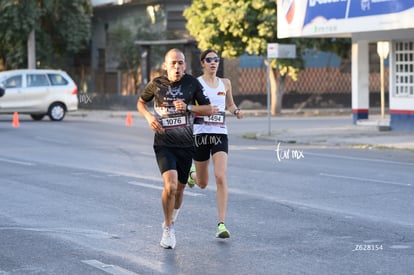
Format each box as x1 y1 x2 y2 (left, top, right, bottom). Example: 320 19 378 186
204 57 220 63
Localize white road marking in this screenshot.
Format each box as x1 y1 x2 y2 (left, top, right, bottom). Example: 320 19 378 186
35 136 70 145
82 260 138 275
389 245 412 249
127 181 205 197
307 152 414 166
230 145 276 150
0 157 35 166
0 227 119 239
363 239 383 243
227 187 414 227
320 173 411 187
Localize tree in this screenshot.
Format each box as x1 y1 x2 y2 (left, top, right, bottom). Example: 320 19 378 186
0 0 92 70
106 13 175 94
184 0 351 115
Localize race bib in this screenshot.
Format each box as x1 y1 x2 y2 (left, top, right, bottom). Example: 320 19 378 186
204 111 225 125
161 114 188 129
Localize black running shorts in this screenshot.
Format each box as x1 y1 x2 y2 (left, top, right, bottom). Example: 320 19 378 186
193 134 228 162
153 145 194 184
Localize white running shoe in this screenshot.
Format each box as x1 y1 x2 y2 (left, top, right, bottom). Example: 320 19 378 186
160 226 176 249
161 208 180 228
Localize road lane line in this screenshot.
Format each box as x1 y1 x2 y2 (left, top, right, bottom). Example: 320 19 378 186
82 260 138 275
0 157 35 166
127 181 204 197
307 152 414 166
0 227 119 239
35 136 71 145
389 245 412 249
320 173 411 187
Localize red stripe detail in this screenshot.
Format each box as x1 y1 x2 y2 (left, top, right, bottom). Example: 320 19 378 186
390 110 414 115
352 109 368 114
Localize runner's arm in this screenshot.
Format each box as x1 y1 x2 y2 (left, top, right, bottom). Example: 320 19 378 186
137 97 163 133
223 78 243 119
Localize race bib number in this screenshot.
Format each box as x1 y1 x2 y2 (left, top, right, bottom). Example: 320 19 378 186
204 111 225 125
161 114 187 129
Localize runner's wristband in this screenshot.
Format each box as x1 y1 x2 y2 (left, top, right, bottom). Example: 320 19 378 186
233 108 240 115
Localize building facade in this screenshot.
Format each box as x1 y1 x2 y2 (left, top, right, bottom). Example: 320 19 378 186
278 0 414 130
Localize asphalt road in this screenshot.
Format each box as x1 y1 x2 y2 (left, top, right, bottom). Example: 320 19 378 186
0 113 413 275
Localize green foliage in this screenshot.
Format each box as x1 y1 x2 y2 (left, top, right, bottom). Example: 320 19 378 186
184 0 276 58
106 10 174 93
107 16 168 72
0 0 92 69
184 0 351 75
108 23 137 71
185 0 306 79
0 0 40 68
184 0 351 114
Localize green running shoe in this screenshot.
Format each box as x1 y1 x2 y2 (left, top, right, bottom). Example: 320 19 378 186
187 164 196 188
216 223 230 238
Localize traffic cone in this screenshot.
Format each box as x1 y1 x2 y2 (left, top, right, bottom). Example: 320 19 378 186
12 112 20 128
125 112 133 127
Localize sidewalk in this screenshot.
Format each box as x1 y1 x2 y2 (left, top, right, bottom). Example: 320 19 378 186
256 122 414 150
71 109 414 151
238 109 414 151
253 113 414 151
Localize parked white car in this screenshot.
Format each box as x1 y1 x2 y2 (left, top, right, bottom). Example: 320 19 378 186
0 69 78 121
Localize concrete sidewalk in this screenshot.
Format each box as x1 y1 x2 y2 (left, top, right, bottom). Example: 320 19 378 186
240 109 414 151
71 109 414 151
253 114 414 151
256 122 414 150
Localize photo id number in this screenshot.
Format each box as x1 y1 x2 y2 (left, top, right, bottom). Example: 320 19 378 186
204 111 225 125
161 115 187 128
352 244 383 251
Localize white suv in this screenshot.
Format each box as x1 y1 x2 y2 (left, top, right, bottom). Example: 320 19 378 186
0 69 78 121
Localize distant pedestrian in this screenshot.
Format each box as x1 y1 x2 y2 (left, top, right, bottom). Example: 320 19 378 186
187 49 243 238
137 48 217 249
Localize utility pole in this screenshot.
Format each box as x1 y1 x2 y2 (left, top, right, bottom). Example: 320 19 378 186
376 41 389 119
28 30 36 69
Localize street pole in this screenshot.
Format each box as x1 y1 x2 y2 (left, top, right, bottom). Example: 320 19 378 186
376 41 389 119
28 30 36 69
380 54 385 119
267 57 271 136
266 43 296 136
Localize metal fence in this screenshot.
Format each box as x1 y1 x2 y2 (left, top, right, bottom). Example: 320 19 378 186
236 67 388 96
92 60 389 100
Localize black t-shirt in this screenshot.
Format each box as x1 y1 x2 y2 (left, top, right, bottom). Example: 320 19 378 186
140 74 210 147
